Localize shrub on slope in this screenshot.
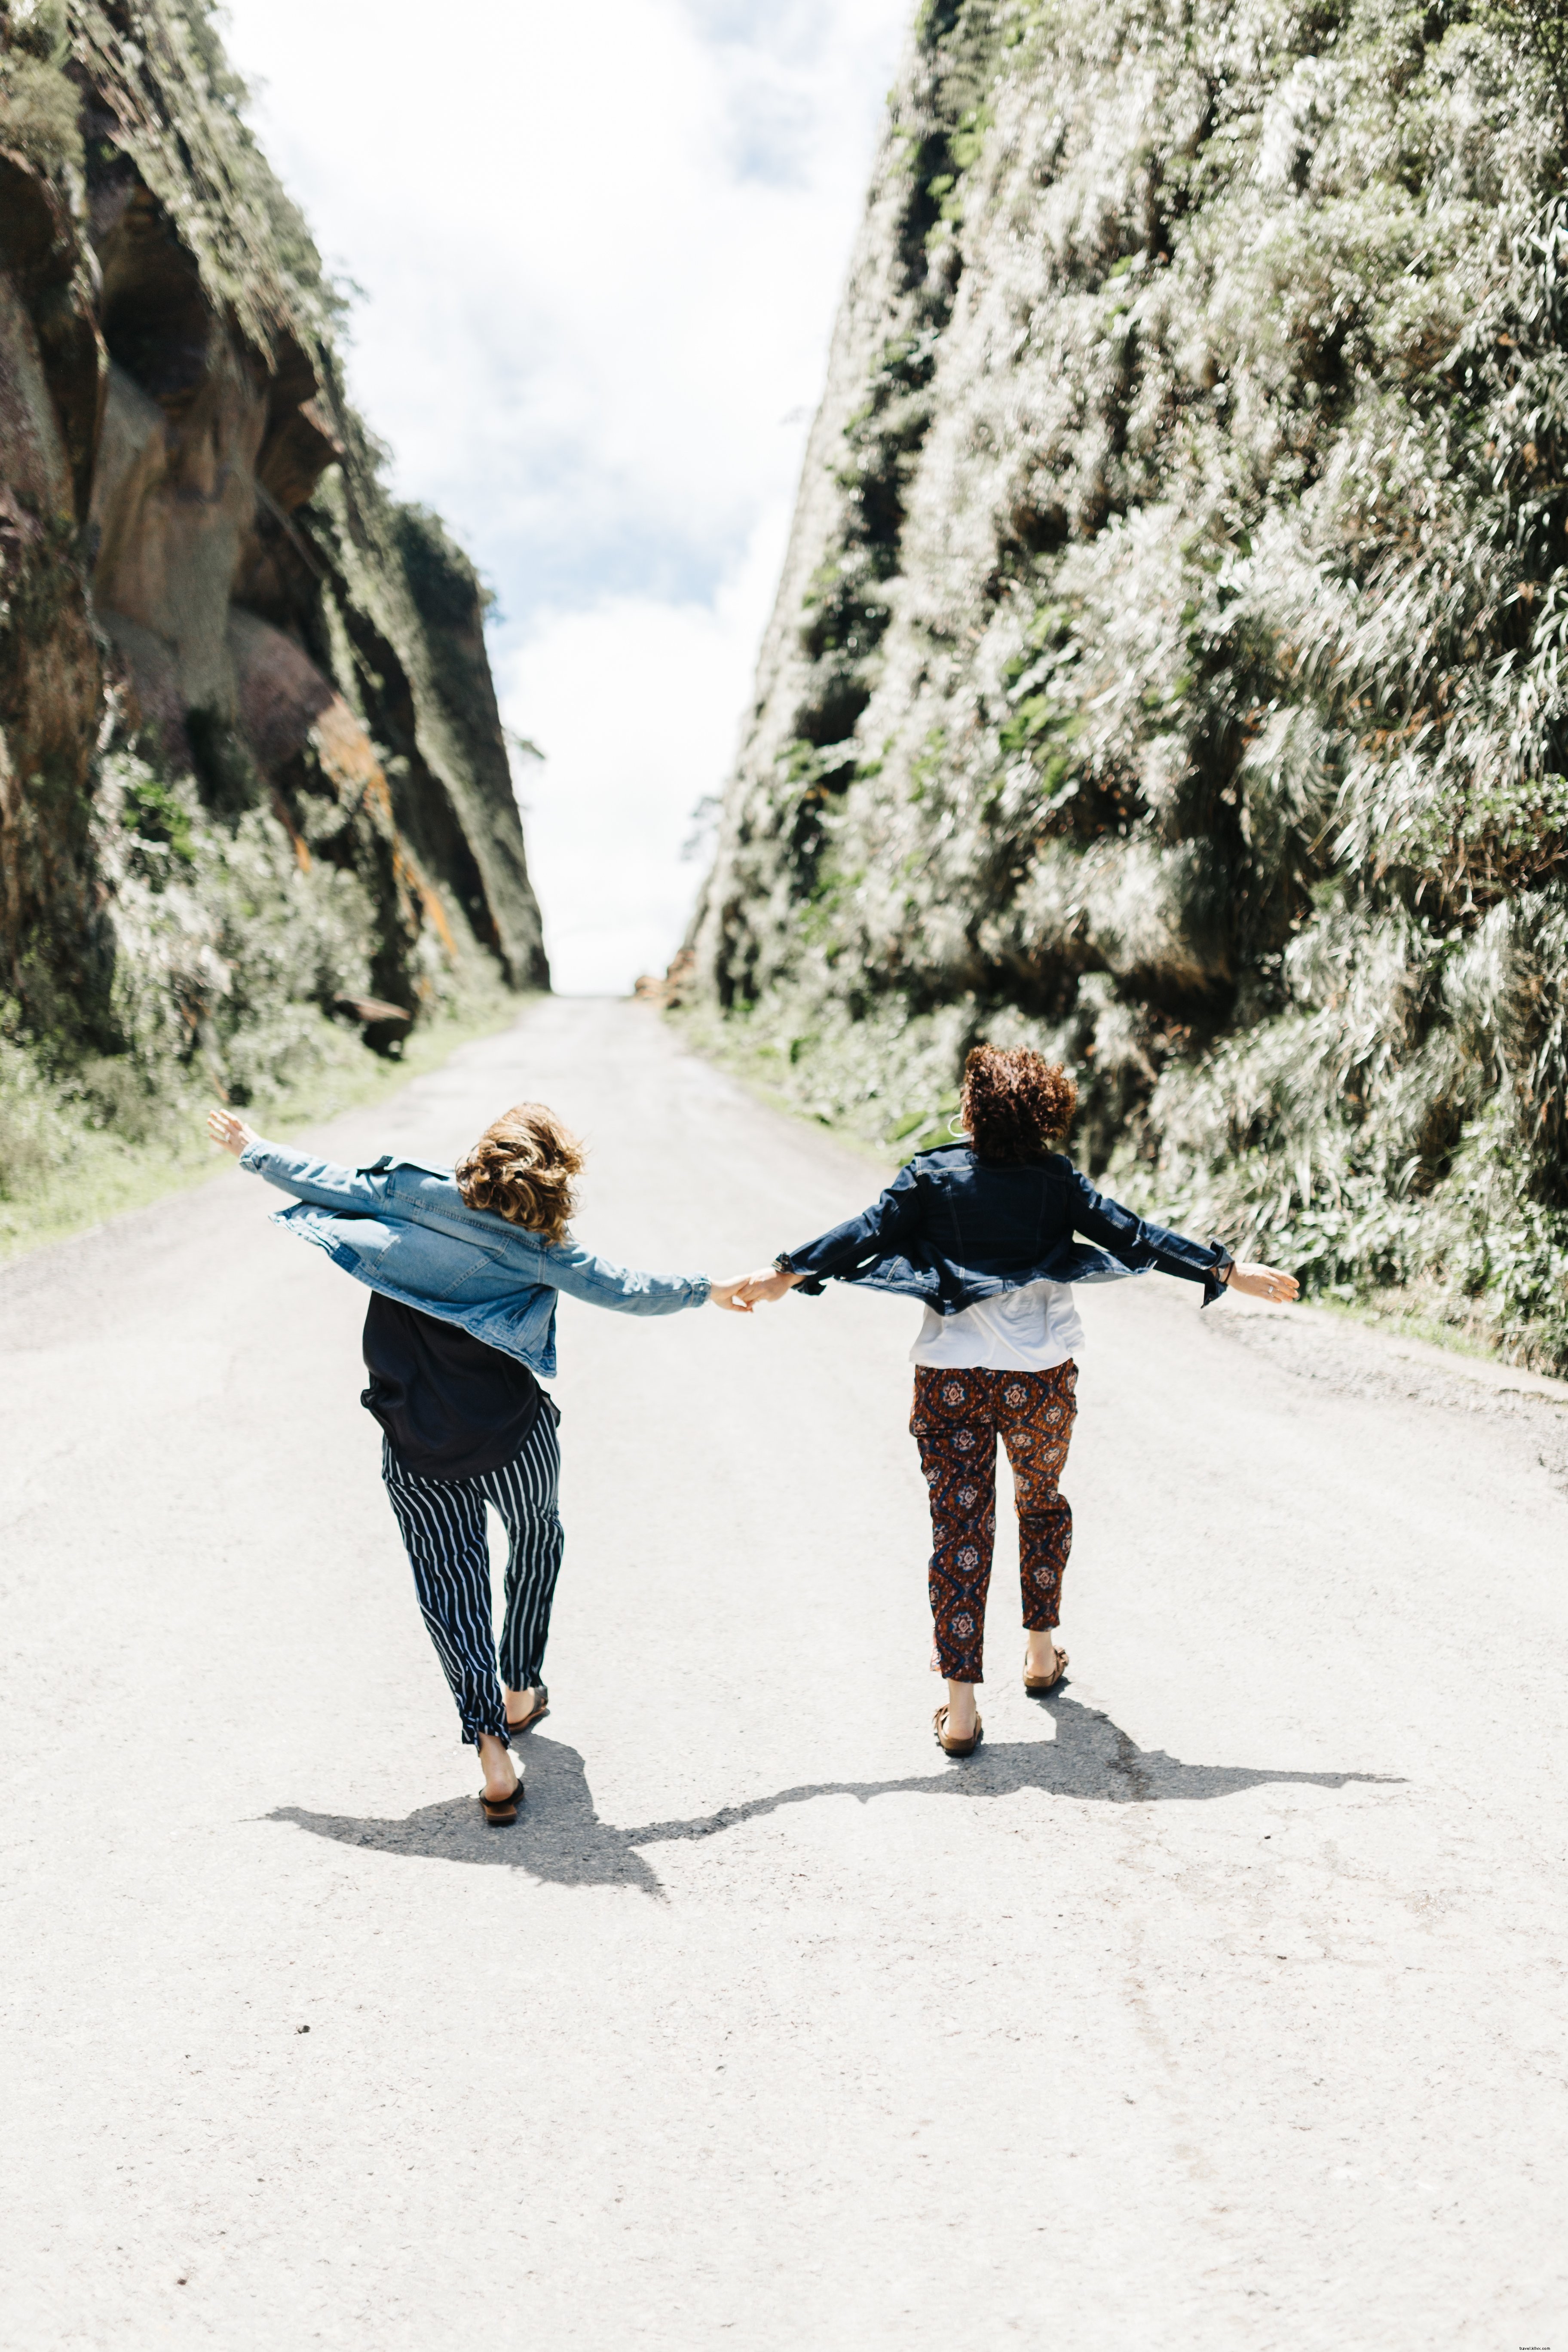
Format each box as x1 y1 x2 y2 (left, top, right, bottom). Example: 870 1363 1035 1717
694 0 1568 1369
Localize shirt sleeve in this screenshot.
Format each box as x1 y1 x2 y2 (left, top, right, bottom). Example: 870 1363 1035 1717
239 1140 387 1213
1067 1170 1233 1305
776 1162 925 1294
541 1239 711 1316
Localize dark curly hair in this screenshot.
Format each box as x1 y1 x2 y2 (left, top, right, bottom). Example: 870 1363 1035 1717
960 1043 1077 1165
455 1102 585 1246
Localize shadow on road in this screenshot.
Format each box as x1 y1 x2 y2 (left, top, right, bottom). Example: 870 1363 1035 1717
268 1695 1400 1892
623 1694 1401 1850
269 1734 662 1892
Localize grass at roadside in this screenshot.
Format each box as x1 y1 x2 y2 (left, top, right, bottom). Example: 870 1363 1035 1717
0 990 532 1267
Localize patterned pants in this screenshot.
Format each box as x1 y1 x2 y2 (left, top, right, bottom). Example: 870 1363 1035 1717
381 1406 563 1747
910 1362 1078 1684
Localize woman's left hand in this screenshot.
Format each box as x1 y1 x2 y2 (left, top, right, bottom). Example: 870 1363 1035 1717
708 1279 754 1314
207 1108 260 1158
1225 1261 1300 1304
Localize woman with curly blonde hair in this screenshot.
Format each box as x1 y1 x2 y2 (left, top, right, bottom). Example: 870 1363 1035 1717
738 1043 1298 1757
209 1100 747 1821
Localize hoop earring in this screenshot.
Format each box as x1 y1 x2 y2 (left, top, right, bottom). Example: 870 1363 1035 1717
947 1114 970 1138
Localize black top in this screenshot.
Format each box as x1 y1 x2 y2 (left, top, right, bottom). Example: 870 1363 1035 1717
361 1294 544 1479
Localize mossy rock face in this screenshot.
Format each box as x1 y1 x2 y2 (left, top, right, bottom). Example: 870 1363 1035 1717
691 0 1568 1371
0 0 548 1202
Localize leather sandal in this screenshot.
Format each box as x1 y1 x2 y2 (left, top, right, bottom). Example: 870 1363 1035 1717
504 1684 550 1736
479 1775 524 1825
934 1704 983 1757
1023 1645 1069 1695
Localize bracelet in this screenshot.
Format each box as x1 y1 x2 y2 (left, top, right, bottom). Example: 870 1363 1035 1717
773 1253 794 1274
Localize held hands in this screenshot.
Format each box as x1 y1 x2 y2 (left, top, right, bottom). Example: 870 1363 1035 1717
1225 1261 1301 1304
737 1265 802 1307
707 1266 804 1312
207 1107 261 1158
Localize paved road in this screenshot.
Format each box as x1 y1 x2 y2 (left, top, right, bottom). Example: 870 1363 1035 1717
2 997 1565 2350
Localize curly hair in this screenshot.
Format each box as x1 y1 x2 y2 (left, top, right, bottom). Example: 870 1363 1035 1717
455 1102 585 1246
960 1043 1077 1165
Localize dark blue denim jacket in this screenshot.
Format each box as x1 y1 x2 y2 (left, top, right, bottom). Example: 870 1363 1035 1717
781 1146 1232 1316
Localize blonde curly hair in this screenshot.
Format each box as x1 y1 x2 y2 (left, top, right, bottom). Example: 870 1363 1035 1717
455 1102 585 1246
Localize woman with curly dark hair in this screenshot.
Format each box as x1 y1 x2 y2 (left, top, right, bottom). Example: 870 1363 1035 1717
738 1043 1298 1757
208 1101 748 1821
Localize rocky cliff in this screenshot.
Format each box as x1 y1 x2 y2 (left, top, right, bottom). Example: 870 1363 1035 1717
0 0 545 1199
693 0 1568 1369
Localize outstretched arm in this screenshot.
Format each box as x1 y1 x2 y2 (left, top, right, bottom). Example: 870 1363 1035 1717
505 1231 756 1316
733 1167 925 1304
737 1253 1298 1305
207 1111 390 1214
1069 1170 1298 1304
212 1110 754 1308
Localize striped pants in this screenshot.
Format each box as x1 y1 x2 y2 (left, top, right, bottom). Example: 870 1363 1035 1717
381 1408 563 1747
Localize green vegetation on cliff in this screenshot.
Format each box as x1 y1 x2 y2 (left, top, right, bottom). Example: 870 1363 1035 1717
692 0 1568 1369
0 0 545 1253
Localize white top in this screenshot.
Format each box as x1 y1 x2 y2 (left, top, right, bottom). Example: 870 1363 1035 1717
909 1278 1084 1371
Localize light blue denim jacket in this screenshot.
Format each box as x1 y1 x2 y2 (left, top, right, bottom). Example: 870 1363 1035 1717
241 1141 710 1378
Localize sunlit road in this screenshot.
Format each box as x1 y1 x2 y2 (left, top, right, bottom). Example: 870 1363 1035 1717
2 997 1565 2349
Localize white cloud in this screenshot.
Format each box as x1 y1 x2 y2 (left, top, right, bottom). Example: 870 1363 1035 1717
220 0 908 987
501 507 786 995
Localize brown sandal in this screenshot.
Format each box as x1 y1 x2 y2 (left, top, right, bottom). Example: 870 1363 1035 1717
504 1684 550 1736
934 1704 983 1757
1023 1646 1069 1695
479 1776 524 1825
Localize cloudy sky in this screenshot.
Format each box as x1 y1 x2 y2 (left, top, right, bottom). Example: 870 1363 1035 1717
221 0 910 992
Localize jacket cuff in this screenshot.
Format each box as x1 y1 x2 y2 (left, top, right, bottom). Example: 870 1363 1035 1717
776 1252 824 1296
238 1142 269 1175
691 1274 712 1306
1201 1242 1235 1307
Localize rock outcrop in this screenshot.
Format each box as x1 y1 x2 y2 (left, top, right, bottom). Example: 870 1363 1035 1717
693 0 1568 1369
0 0 545 1112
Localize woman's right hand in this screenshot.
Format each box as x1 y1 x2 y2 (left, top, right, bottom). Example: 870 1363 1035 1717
207 1108 261 1159
1224 1261 1300 1304
708 1279 754 1314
